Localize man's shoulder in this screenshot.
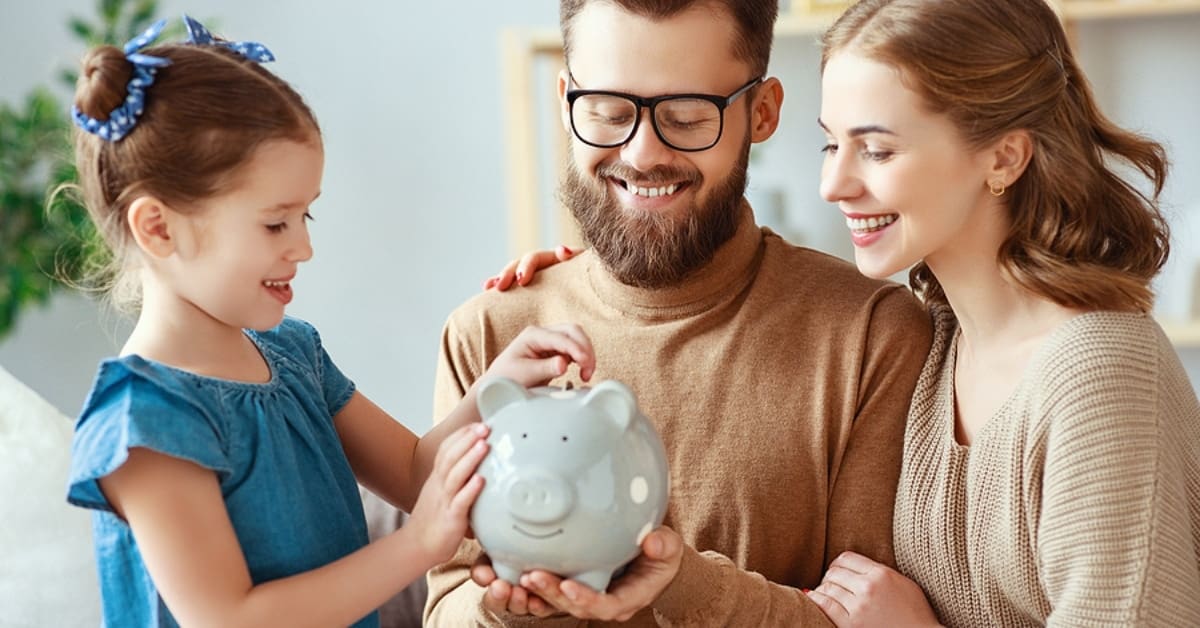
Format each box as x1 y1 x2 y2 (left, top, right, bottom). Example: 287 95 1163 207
759 237 925 319
444 260 585 326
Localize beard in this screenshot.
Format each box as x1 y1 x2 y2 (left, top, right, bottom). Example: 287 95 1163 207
559 137 750 289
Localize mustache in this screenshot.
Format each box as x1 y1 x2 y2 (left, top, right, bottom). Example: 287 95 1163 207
595 162 701 186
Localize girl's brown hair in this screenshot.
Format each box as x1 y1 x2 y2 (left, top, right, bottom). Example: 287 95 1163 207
72 42 320 310
821 0 1169 312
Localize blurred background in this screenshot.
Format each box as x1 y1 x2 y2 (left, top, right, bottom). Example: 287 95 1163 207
3 0 1200 436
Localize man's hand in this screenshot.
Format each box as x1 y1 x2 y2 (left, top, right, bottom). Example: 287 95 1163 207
518 526 684 623
471 554 559 618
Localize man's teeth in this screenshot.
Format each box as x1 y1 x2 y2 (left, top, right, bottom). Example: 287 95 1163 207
629 183 679 198
846 214 898 232
263 280 289 288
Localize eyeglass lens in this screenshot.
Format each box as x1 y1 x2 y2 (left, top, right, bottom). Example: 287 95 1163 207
571 95 723 151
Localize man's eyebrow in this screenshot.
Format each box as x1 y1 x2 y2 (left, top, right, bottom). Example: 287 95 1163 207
817 118 898 137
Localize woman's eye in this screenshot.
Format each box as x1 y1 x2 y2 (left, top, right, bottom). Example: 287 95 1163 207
820 143 838 155
266 223 286 233
863 149 894 162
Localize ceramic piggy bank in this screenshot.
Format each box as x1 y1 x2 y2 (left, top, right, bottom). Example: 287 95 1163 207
470 377 669 592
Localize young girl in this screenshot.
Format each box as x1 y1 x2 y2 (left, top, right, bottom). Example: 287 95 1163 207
493 1 1200 624
65 17 595 628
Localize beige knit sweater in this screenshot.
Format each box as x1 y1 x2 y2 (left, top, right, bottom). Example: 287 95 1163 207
424 205 933 627
895 305 1200 627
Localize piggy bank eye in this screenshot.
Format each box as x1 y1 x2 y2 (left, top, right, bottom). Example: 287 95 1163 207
521 433 528 439
561 436 568 442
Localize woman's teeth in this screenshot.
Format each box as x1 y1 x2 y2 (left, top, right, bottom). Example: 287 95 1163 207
846 214 897 232
263 280 289 288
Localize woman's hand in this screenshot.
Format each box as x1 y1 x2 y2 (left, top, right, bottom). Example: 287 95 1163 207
807 551 942 628
405 423 490 565
485 323 596 385
483 245 581 291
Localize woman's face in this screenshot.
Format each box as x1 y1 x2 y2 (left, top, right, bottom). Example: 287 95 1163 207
818 51 1000 280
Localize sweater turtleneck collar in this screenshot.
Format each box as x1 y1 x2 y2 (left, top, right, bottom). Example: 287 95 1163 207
582 200 764 320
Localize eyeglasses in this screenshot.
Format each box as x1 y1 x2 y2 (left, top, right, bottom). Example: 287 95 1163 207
565 73 763 152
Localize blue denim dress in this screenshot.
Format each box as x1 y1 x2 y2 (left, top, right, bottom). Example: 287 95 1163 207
67 317 377 627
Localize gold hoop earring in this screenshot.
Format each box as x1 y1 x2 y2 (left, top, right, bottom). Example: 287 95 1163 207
989 181 1006 197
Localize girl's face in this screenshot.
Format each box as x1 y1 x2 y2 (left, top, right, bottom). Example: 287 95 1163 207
818 51 999 280
166 138 323 331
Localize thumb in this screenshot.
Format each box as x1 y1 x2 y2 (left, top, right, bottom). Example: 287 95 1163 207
643 527 680 560
526 355 568 384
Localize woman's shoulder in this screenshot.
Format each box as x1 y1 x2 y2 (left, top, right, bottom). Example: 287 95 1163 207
1038 311 1163 375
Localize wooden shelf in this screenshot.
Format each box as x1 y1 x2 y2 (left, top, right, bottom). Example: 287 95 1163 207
1057 0 1200 21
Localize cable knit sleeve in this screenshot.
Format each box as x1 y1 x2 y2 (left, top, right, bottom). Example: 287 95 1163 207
1037 318 1200 627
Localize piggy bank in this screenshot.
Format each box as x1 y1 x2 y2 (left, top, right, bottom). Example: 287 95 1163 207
470 377 669 592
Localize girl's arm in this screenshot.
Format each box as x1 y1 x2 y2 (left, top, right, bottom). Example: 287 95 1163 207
98 422 486 628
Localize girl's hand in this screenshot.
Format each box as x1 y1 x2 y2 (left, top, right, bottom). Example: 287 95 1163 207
483 245 581 291
806 551 942 628
405 423 490 565
486 323 596 384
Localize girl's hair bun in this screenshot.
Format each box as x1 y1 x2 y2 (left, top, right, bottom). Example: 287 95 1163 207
75 46 134 120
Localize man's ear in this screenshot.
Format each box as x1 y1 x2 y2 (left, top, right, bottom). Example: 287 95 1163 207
750 77 784 144
126 196 176 259
986 129 1034 190
557 68 572 134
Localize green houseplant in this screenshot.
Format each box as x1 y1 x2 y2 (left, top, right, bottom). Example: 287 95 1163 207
0 0 174 340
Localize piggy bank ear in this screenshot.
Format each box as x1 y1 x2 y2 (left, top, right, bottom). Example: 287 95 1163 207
581 380 636 432
476 377 530 422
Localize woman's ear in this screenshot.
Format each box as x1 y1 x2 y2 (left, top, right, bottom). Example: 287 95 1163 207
126 196 176 259
987 129 1034 189
750 77 784 143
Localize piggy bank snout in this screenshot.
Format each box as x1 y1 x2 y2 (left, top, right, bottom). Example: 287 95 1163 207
505 470 574 524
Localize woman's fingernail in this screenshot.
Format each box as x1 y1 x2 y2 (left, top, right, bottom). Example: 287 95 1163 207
560 245 573 255
516 272 525 283
483 278 495 289
802 588 811 593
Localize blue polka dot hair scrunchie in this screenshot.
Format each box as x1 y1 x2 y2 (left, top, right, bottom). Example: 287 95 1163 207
72 15 277 143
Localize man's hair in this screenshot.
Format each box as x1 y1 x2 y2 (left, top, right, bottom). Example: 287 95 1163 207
72 43 320 311
823 0 1169 312
560 0 778 77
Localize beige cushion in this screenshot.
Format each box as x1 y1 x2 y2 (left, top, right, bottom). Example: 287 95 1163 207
0 364 100 626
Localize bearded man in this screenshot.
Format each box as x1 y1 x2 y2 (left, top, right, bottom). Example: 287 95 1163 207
420 1 932 625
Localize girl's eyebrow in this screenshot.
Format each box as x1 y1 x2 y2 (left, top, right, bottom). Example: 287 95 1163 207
817 118 898 137
259 191 322 214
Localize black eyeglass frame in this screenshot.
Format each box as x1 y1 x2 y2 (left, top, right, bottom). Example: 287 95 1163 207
565 74 764 152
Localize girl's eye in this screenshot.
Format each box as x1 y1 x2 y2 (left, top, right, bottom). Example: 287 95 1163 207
266 223 286 233
820 143 838 155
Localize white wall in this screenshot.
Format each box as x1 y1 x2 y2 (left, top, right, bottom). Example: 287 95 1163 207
3 4 1200 428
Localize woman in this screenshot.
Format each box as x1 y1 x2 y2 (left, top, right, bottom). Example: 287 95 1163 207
806 1 1199 625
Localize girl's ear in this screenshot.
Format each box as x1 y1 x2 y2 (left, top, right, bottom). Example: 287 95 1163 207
127 196 176 259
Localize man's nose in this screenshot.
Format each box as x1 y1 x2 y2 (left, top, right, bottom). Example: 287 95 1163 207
620 112 675 172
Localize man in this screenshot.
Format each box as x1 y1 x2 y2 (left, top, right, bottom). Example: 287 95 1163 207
424 0 932 625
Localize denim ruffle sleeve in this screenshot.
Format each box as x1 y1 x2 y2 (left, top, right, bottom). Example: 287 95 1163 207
67 358 232 512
